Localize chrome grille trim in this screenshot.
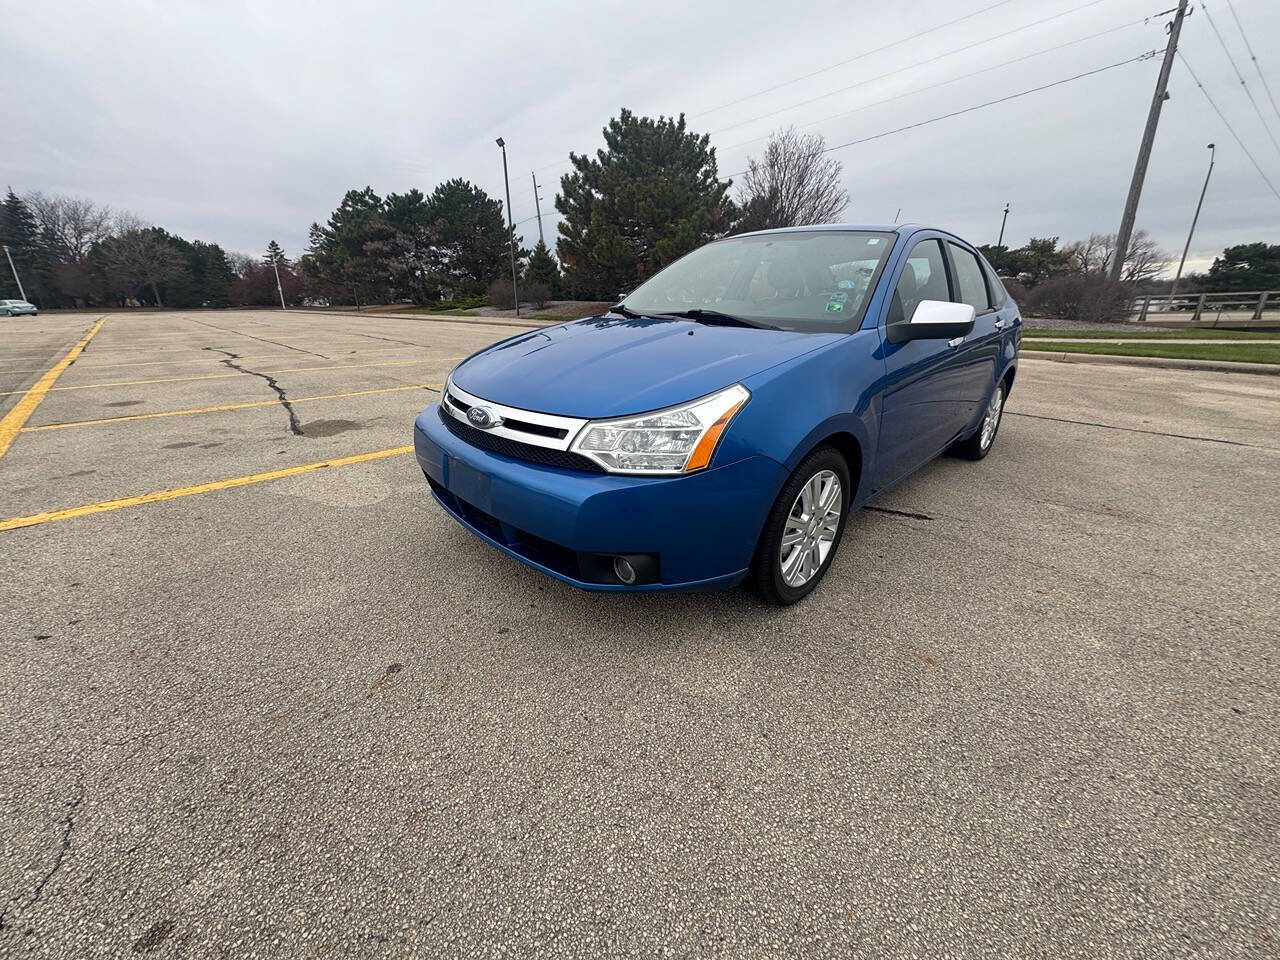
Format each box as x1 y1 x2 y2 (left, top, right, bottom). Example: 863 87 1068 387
442 380 588 451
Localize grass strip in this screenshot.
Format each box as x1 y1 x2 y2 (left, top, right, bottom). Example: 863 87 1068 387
1024 327 1277 340
1023 340 1280 364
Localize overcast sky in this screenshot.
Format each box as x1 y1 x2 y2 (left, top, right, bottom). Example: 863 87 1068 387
5 0 1279 273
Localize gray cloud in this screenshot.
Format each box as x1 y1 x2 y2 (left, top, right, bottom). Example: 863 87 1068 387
5 0 1279 272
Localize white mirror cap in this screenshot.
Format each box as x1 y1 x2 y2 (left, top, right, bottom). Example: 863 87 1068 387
911 300 976 325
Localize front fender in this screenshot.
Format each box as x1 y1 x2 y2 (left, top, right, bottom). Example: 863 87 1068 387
732 330 884 503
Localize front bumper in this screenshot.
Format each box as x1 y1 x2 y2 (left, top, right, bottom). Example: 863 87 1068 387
413 404 786 591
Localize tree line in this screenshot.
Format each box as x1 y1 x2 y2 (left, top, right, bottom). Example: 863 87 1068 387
4 107 1277 312
0 188 307 309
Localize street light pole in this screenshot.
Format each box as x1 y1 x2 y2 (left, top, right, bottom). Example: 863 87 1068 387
1170 143 1215 301
496 138 520 317
997 203 1010 248
3 244 26 301
272 256 287 311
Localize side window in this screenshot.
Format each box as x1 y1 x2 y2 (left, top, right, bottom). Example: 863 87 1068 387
949 243 992 313
981 259 1007 308
888 239 949 325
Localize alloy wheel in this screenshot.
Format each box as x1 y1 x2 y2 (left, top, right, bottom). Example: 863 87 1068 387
779 469 842 588
980 385 1004 451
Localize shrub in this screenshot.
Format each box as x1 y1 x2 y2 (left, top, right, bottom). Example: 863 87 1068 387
524 282 550 308
487 277 515 310
432 293 488 312
1022 274 1134 323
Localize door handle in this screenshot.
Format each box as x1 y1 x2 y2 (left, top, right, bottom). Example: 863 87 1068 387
993 318 1007 330
948 336 965 348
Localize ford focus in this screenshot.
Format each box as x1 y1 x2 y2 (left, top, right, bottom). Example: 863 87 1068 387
413 224 1020 604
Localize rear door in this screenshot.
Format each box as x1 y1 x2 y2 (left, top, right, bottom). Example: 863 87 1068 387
874 237 971 489
945 241 1004 425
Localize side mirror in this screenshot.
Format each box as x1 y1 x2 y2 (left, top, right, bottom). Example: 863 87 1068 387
887 300 976 343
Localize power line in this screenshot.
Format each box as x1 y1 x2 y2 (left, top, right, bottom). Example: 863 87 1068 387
1201 0 1280 160
723 53 1159 178
1223 0 1280 126
709 0 1129 137
513 0 1129 197
692 0 1023 119
720 14 1162 153
1177 49 1280 205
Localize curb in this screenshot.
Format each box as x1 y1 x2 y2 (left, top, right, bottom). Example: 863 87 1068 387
1021 351 1280 377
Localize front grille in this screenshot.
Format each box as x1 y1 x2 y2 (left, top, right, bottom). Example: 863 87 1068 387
440 408 604 473
445 390 568 440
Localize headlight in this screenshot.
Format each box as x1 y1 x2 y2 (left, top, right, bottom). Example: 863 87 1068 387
569 384 749 475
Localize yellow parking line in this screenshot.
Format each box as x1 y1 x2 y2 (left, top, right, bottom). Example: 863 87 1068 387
21 383 440 433
0 335 429 360
0 445 416 532
0 315 109 459
0 345 432 375
0 357 457 397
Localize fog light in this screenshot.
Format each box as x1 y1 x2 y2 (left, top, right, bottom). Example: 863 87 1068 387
613 556 637 585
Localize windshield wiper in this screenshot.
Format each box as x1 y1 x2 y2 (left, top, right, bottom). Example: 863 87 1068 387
656 308 776 330
608 303 656 320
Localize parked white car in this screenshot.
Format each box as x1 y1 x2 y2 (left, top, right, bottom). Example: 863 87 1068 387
0 299 38 316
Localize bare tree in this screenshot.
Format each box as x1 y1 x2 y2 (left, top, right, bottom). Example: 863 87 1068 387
102 228 186 306
112 210 150 235
227 251 256 278
736 127 848 233
1066 230 1169 284
25 192 114 262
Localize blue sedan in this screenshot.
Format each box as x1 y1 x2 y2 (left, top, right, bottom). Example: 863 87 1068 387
414 225 1020 603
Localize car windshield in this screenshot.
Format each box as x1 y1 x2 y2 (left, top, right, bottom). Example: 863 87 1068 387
620 230 897 332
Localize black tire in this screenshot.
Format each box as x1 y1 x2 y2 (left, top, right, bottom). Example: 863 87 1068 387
749 446 852 605
951 379 1006 461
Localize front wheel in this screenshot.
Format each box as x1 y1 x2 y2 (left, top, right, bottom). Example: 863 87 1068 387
951 380 1005 461
749 446 851 605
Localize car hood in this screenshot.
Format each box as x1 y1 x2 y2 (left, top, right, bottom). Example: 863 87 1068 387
450 315 843 418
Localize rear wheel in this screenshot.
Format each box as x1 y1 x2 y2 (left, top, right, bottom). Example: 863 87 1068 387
951 380 1005 461
749 446 851 605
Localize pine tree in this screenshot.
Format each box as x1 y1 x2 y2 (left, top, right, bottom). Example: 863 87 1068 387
555 110 734 299
523 240 561 298
264 240 286 265
0 188 40 301
424 178 519 296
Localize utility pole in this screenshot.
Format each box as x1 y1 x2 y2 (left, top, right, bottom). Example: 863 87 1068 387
531 173 545 246
496 137 520 317
272 256 287 311
3 244 26 301
1109 0 1189 282
1170 143 1215 301
997 203 1010 247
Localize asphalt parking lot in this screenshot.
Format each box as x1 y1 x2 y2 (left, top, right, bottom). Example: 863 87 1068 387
1 309 1277 958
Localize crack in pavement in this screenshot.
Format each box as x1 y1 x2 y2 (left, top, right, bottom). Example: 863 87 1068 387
334 329 433 349
864 505 935 522
187 317 331 360
1006 411 1271 449
205 349 303 436
0 779 85 933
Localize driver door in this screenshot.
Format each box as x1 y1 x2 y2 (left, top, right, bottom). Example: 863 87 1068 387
873 238 970 490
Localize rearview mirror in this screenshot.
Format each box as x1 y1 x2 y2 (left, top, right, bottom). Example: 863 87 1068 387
887 300 976 343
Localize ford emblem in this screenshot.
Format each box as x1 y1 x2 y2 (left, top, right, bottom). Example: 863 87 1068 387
467 405 502 429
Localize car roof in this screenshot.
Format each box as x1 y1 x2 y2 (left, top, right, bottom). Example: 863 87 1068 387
728 223 967 243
